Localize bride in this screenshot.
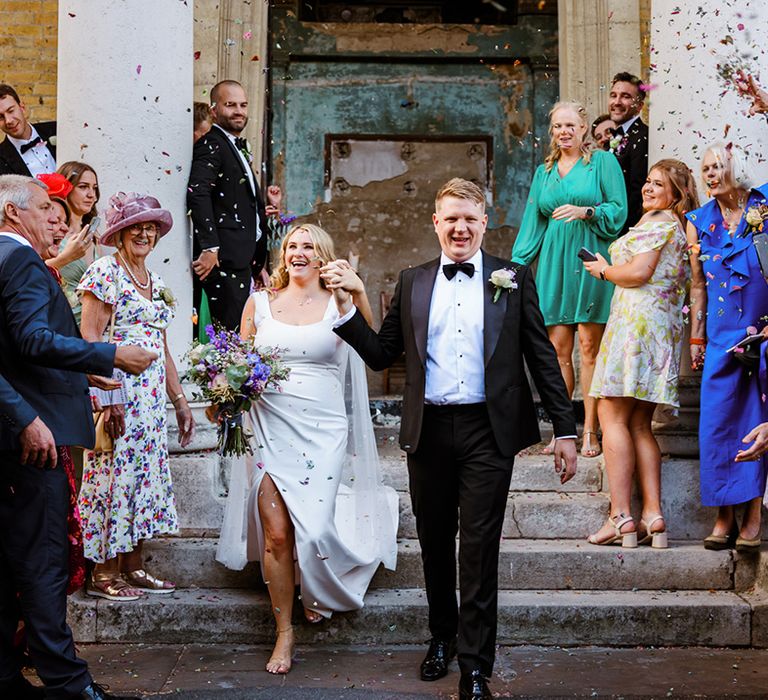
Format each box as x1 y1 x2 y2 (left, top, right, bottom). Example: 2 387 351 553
216 224 398 674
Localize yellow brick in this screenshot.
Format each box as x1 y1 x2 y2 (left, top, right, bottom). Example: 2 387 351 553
7 24 42 38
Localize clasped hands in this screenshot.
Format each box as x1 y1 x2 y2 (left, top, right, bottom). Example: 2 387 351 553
320 259 363 314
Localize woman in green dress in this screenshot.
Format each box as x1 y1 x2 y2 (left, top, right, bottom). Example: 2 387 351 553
512 101 627 456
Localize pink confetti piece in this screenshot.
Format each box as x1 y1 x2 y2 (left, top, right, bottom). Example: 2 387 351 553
243 30 252 39
747 326 758 334
136 65 142 75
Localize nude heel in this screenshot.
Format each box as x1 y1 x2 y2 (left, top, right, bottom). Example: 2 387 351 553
588 514 637 548
638 515 669 549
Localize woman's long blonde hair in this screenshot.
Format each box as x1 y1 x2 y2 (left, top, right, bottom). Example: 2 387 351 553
543 101 592 172
269 223 336 291
648 159 700 228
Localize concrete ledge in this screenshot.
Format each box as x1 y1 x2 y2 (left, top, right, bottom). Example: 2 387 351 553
68 587 751 647
140 538 744 592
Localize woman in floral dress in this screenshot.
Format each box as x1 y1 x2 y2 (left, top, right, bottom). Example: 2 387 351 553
583 159 699 548
78 192 195 600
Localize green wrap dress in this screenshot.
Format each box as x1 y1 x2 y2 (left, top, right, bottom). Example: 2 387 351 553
511 149 627 326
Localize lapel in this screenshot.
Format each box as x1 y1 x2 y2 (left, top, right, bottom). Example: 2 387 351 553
482 252 508 366
410 258 439 367
35 122 56 160
214 125 256 200
0 138 31 176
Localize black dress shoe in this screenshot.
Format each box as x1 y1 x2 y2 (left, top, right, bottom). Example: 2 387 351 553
419 637 457 681
459 669 492 700
77 681 143 699
0 675 45 699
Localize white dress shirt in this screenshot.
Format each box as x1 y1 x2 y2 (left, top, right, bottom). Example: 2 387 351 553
618 113 640 134
212 124 261 242
424 249 485 405
6 126 56 177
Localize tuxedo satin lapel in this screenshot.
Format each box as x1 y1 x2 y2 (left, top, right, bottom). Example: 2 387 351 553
0 139 31 176
483 253 507 366
215 127 256 200
411 260 439 366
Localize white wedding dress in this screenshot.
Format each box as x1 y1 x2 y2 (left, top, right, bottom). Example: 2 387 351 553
216 291 398 617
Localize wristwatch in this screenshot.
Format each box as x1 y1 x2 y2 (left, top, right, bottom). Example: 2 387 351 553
585 207 595 219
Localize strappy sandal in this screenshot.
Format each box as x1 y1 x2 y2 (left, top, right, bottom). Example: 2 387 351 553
638 515 669 549
588 513 637 548
87 572 142 601
266 626 294 674
123 568 176 594
581 431 601 458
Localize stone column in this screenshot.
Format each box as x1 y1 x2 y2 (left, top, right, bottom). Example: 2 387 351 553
56 0 193 363
648 0 768 180
558 0 642 120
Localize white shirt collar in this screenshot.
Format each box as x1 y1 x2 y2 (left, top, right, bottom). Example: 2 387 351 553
0 231 33 247
6 124 41 150
213 123 239 144
620 114 640 133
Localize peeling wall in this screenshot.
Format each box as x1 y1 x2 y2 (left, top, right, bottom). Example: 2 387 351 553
269 3 558 393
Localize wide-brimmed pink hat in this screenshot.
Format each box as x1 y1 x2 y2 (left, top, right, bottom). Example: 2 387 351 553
101 191 173 247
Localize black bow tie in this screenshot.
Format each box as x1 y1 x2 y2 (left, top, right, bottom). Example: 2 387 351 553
20 136 42 154
234 137 248 151
443 261 475 280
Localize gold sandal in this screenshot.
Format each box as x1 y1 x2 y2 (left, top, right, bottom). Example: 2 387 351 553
87 573 142 601
581 431 601 458
123 568 176 594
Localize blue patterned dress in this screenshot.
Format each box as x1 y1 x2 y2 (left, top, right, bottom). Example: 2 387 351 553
686 184 768 506
77 256 178 562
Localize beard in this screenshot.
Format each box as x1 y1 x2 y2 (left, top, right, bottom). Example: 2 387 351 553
218 114 248 134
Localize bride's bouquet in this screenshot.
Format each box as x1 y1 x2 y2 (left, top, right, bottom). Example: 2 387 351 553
185 325 290 457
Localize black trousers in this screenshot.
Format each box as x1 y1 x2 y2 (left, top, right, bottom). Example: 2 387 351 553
408 403 513 677
201 267 253 331
0 454 91 698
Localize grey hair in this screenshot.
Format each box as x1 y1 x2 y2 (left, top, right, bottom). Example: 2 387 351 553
0 174 47 227
703 142 756 191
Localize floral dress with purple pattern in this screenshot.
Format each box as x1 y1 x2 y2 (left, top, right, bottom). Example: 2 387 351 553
76 255 178 563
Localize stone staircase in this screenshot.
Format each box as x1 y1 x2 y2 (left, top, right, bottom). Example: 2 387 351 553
68 400 768 648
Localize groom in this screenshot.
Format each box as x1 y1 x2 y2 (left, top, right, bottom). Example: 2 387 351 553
331 178 578 700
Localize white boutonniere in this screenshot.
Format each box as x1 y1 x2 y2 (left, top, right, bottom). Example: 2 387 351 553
745 203 768 233
489 268 518 303
159 287 177 308
48 135 57 147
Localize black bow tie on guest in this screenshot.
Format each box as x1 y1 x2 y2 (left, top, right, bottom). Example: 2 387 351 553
20 136 42 154
234 137 248 151
443 261 475 280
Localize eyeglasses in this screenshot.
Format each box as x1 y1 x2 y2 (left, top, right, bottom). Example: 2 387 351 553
126 223 159 235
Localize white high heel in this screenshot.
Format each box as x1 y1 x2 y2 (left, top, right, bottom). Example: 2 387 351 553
638 515 668 549
588 513 638 548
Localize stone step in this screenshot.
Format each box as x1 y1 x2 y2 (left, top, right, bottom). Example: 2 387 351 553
68 587 751 647
141 537 747 592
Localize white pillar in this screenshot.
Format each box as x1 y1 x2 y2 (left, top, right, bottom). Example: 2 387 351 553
649 0 768 182
56 0 194 363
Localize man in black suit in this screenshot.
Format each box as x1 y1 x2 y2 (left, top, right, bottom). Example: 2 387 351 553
0 175 156 700
187 80 270 330
327 178 578 700
0 84 56 177
608 72 649 233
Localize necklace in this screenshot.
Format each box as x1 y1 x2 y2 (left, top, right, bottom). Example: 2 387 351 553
297 295 313 306
117 250 150 290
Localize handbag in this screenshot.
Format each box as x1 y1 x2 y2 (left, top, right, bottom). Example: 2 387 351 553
92 308 117 453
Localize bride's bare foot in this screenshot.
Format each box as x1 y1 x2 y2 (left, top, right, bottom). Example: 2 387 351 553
266 626 294 674
304 607 323 624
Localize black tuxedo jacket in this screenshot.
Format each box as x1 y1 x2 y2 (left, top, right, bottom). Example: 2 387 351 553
335 252 576 457
0 121 57 176
187 125 269 275
0 238 115 451
614 117 649 233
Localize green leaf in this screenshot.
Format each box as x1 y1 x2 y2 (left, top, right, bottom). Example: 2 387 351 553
225 364 249 389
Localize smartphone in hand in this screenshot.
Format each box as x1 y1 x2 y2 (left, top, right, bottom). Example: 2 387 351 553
88 215 102 234
577 247 598 262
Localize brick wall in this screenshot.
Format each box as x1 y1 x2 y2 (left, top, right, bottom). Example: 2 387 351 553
0 0 58 127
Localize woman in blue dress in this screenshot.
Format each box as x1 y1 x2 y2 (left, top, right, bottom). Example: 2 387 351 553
686 142 768 552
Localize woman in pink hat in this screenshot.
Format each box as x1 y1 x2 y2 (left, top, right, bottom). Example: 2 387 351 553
77 192 195 601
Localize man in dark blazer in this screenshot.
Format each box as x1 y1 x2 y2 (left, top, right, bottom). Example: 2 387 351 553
608 72 649 234
0 175 155 700
329 178 578 700
187 80 270 330
0 84 56 177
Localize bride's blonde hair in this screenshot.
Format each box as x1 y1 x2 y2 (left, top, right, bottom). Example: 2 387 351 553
269 223 336 291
